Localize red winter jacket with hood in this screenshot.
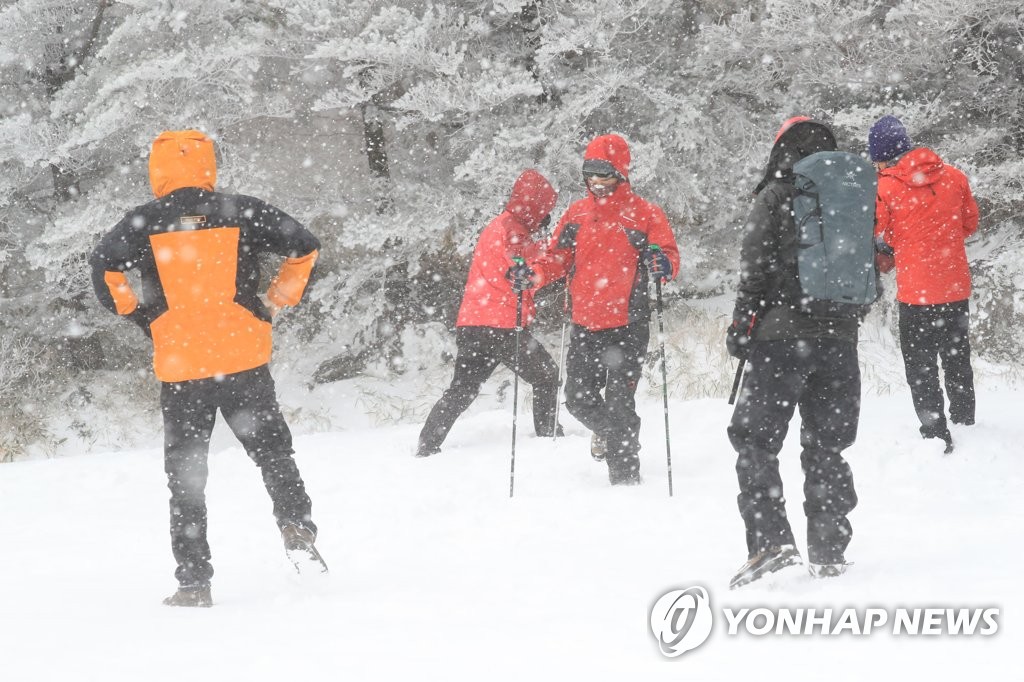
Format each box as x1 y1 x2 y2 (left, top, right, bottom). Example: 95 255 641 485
531 134 679 331
875 147 979 305
456 169 558 328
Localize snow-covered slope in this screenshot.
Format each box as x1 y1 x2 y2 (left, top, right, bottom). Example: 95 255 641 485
1 385 1019 681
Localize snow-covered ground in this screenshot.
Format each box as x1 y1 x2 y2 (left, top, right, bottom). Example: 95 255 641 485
1 377 1020 681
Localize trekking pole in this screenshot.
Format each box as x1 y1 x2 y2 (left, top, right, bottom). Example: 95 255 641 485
649 246 673 497
728 360 746 406
510 265 525 498
552 282 569 441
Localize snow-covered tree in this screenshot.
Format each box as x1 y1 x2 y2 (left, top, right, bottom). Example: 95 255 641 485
0 0 1022 458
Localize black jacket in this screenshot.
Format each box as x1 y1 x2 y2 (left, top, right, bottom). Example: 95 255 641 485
735 120 858 343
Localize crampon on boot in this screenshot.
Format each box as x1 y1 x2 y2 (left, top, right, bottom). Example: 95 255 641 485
282 522 329 575
729 545 802 589
162 583 212 608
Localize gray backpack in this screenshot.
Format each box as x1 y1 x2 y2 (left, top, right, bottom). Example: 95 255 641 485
792 151 879 318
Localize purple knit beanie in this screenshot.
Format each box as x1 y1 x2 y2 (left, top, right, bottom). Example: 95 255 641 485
868 115 912 162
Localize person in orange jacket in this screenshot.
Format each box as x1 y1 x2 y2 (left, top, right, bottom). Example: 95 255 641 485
527 134 679 485
90 130 324 607
417 170 562 457
870 115 980 452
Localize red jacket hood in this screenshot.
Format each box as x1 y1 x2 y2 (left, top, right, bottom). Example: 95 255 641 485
880 147 945 188
774 115 812 142
505 169 557 233
584 134 631 179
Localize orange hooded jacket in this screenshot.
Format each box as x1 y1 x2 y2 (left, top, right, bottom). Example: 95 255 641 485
91 130 320 382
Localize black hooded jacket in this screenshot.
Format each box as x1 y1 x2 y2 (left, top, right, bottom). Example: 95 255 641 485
734 120 859 343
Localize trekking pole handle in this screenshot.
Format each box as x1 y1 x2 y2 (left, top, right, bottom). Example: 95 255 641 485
647 244 669 287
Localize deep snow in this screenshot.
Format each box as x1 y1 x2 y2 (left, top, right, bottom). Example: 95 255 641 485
1 378 1020 681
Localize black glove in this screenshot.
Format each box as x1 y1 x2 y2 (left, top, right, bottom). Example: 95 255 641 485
725 312 757 360
874 236 895 274
642 247 672 282
505 261 536 292
874 236 894 257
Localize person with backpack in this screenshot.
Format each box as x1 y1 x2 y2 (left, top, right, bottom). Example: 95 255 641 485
90 130 325 607
416 169 562 458
725 117 877 588
870 115 979 453
524 134 679 485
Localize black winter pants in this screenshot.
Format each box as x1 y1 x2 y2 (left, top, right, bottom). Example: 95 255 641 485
898 300 975 435
727 338 860 564
161 364 314 587
418 326 560 452
564 322 650 483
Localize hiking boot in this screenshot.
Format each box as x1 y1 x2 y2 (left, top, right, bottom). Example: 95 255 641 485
162 584 212 608
415 443 441 458
808 562 851 579
921 424 953 453
729 545 803 590
281 522 329 574
590 433 607 462
931 431 954 454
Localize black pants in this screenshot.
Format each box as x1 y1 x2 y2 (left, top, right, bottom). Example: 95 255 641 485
161 364 314 587
418 326 560 452
727 338 860 564
898 300 975 435
564 322 650 483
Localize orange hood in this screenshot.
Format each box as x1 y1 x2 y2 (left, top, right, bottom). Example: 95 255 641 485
149 130 217 198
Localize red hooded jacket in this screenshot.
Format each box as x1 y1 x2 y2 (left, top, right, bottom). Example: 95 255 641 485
532 135 679 331
456 170 558 328
875 147 979 305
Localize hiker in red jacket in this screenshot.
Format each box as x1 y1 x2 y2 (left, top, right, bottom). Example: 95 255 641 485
870 115 979 452
527 134 679 485
416 170 562 457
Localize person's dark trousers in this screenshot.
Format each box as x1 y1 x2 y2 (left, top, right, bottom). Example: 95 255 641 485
564 321 650 484
418 326 560 453
161 364 315 588
727 338 860 564
898 300 975 435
